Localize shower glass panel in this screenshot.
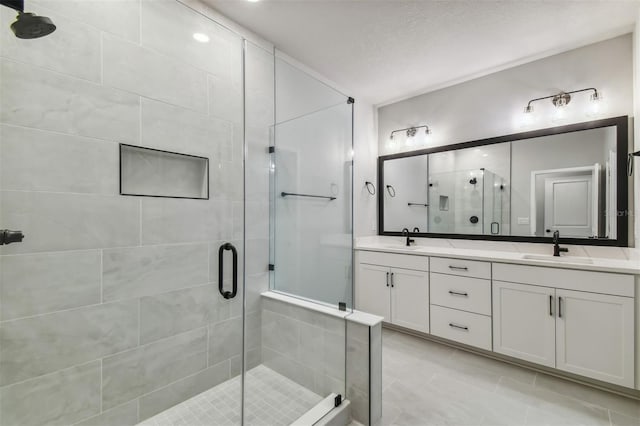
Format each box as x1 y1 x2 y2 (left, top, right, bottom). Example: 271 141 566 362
0 1 247 425
270 57 354 309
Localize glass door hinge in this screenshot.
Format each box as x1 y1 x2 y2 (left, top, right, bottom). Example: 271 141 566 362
334 394 342 407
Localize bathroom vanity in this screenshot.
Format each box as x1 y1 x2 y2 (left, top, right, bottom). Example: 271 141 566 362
354 239 640 391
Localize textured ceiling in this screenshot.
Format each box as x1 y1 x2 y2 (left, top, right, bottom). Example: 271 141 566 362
207 0 639 105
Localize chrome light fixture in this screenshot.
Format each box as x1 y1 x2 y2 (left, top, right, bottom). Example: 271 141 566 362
390 125 431 141
524 88 600 114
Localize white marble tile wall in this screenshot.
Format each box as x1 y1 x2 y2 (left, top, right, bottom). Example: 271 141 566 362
346 319 383 426
260 297 346 399
0 1 273 425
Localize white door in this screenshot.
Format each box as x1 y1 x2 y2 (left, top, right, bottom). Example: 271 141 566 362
556 289 635 387
356 263 391 320
390 268 429 333
543 174 595 238
492 281 556 367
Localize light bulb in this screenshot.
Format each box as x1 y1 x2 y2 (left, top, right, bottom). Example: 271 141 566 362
406 136 414 147
552 104 567 123
193 33 210 43
587 92 602 117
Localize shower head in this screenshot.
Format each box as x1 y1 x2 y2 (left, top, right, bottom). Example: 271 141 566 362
10 12 56 39
1 0 56 39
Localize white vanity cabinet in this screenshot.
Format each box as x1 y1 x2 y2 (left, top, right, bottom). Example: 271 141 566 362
354 246 638 389
493 263 635 388
355 251 429 333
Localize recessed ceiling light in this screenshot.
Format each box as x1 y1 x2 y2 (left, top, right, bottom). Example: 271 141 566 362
247 0 260 2
193 33 210 43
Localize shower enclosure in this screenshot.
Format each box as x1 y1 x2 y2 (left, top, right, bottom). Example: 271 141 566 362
0 1 353 425
428 168 509 235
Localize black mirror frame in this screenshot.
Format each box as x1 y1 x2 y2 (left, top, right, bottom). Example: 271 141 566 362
378 115 630 247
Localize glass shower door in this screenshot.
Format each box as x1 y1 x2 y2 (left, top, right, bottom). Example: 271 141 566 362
0 1 245 425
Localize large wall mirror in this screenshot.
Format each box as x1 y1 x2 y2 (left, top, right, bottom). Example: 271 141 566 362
378 116 629 246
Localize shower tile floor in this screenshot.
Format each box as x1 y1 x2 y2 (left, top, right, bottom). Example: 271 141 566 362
138 365 323 426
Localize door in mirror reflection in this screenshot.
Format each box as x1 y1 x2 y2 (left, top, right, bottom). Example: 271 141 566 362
511 126 615 239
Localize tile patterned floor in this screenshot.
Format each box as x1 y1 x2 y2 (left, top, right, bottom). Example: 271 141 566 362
138 365 323 426
381 328 640 426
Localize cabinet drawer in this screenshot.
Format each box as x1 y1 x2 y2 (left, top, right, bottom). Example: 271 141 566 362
430 305 492 351
357 250 428 271
430 273 491 315
430 257 491 279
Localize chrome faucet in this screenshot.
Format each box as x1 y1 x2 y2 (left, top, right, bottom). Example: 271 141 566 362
401 228 415 247
552 230 569 257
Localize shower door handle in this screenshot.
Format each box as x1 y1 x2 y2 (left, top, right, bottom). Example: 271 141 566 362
218 242 238 300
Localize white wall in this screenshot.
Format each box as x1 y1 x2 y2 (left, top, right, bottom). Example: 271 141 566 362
378 34 633 156
354 102 379 237
634 11 640 246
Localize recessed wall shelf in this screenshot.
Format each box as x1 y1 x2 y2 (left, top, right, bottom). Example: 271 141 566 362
119 144 209 200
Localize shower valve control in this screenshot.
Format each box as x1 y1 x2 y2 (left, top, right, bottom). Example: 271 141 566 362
0 229 24 245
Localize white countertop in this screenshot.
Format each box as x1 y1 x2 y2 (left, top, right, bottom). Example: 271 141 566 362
355 237 640 275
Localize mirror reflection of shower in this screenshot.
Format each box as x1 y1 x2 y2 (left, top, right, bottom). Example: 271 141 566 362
1 0 56 39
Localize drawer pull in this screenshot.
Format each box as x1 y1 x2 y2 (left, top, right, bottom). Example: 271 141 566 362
449 323 469 331
448 290 469 297
448 266 469 271
558 296 563 318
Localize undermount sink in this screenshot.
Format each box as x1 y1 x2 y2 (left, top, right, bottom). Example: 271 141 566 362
383 244 421 251
521 254 593 264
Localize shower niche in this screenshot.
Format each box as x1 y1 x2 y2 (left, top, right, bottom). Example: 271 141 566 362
119 144 209 199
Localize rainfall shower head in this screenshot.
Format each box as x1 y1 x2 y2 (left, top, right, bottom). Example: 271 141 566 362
1 0 56 39
11 12 56 39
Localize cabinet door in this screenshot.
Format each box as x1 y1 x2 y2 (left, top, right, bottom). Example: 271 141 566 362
391 268 429 333
556 289 634 387
356 263 391 320
493 281 556 367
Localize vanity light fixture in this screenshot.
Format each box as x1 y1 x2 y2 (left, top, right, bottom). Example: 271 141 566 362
523 88 600 114
389 125 431 141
